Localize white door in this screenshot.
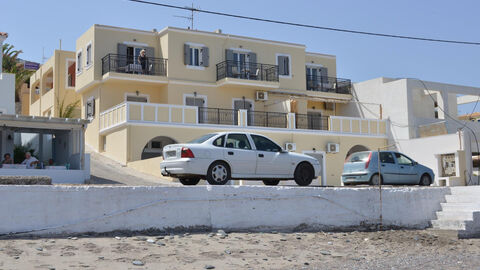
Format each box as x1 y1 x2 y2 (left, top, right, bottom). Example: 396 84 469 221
250 134 292 176
223 133 257 176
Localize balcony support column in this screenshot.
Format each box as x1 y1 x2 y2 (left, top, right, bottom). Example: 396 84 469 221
287 113 296 129
238 109 248 127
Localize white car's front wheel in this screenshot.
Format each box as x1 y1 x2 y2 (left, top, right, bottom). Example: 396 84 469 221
207 161 231 185
294 163 314 186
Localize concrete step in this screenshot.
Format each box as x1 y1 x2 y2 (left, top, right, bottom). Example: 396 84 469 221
431 219 466 230
445 195 480 203
441 202 480 211
436 211 473 221
450 186 480 195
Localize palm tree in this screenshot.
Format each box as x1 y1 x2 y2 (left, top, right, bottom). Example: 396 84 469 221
2 43 34 101
57 97 80 118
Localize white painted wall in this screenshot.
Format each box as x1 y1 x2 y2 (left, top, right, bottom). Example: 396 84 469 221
397 133 461 185
342 77 480 142
0 73 15 114
0 185 449 235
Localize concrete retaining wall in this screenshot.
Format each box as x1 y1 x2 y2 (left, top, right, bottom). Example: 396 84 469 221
1 186 449 235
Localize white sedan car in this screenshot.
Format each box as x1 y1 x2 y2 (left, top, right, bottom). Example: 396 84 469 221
160 132 320 186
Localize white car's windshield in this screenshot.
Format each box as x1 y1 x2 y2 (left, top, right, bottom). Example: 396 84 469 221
188 133 217 144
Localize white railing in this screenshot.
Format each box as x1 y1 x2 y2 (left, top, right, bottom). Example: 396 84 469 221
99 102 199 132
99 102 387 137
329 116 387 136
99 102 127 131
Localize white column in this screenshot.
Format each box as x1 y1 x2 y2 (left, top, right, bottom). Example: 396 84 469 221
0 34 6 76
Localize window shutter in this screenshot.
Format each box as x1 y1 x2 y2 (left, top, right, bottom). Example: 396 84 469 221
201 47 209 67
225 49 234 61
184 44 191 65
284 56 289 75
144 46 155 73
145 47 154 58
117 43 127 68
319 67 328 79
278 56 285 75
91 98 96 117
247 52 257 64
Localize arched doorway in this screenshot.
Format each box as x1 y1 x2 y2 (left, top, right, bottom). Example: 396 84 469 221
346 145 370 159
141 136 177 160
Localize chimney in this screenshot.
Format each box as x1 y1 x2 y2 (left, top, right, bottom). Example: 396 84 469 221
214 29 222 34
0 32 8 75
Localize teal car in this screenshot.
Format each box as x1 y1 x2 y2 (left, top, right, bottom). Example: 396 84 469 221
342 151 434 186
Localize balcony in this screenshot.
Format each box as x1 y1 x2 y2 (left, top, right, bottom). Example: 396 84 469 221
216 60 280 90
306 75 352 95
198 107 238 125
100 102 387 137
295 114 329 130
101 54 168 83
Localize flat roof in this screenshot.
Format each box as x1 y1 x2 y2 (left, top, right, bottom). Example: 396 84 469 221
0 114 89 130
94 24 313 49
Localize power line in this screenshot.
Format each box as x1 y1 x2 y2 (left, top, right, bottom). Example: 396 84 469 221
127 0 480 46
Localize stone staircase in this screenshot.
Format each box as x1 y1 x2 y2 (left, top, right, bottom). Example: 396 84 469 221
432 186 480 238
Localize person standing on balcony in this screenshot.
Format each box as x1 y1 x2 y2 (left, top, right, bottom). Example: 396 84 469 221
138 49 148 74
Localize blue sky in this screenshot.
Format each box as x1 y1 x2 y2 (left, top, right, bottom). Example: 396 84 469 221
3 0 479 114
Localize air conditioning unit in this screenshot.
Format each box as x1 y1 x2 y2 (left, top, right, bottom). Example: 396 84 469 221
256 91 268 101
285 142 296 152
327 143 340 153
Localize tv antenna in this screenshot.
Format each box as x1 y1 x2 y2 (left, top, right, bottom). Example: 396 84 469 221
174 3 199 30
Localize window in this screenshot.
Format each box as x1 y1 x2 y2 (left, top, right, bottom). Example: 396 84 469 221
190 47 200 66
85 43 92 67
66 60 76 88
85 97 95 119
76 51 82 73
213 135 225 147
226 134 251 150
251 135 282 152
346 152 370 163
188 133 216 144
184 44 209 67
151 141 162 149
395 153 413 166
277 54 290 76
380 152 395 164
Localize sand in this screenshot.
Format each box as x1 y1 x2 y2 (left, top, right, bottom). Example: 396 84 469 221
0 229 479 270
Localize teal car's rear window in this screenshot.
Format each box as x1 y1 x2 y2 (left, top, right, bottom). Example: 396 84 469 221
346 152 370 163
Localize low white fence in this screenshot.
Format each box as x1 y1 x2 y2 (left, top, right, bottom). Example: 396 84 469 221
0 185 448 235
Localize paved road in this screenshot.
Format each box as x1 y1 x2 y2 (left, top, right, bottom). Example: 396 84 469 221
86 150 179 186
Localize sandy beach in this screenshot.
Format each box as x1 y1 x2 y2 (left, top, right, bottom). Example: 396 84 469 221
0 229 479 269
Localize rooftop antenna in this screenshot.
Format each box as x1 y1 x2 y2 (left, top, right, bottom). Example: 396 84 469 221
174 3 199 30
42 47 48 64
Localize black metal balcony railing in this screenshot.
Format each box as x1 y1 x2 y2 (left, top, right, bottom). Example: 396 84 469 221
247 111 287 128
102 54 167 76
198 107 238 125
295 114 329 130
306 75 352 94
216 60 279 82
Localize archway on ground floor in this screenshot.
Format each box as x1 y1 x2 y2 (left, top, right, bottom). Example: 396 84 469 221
345 145 370 159
141 136 177 160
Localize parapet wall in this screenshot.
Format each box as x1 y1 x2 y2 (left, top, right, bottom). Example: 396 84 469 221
1 185 449 235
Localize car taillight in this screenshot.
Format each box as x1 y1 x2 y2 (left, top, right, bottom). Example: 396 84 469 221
365 152 373 169
181 147 195 158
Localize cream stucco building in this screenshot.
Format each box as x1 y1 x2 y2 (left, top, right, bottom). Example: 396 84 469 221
28 50 81 118
55 24 387 185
